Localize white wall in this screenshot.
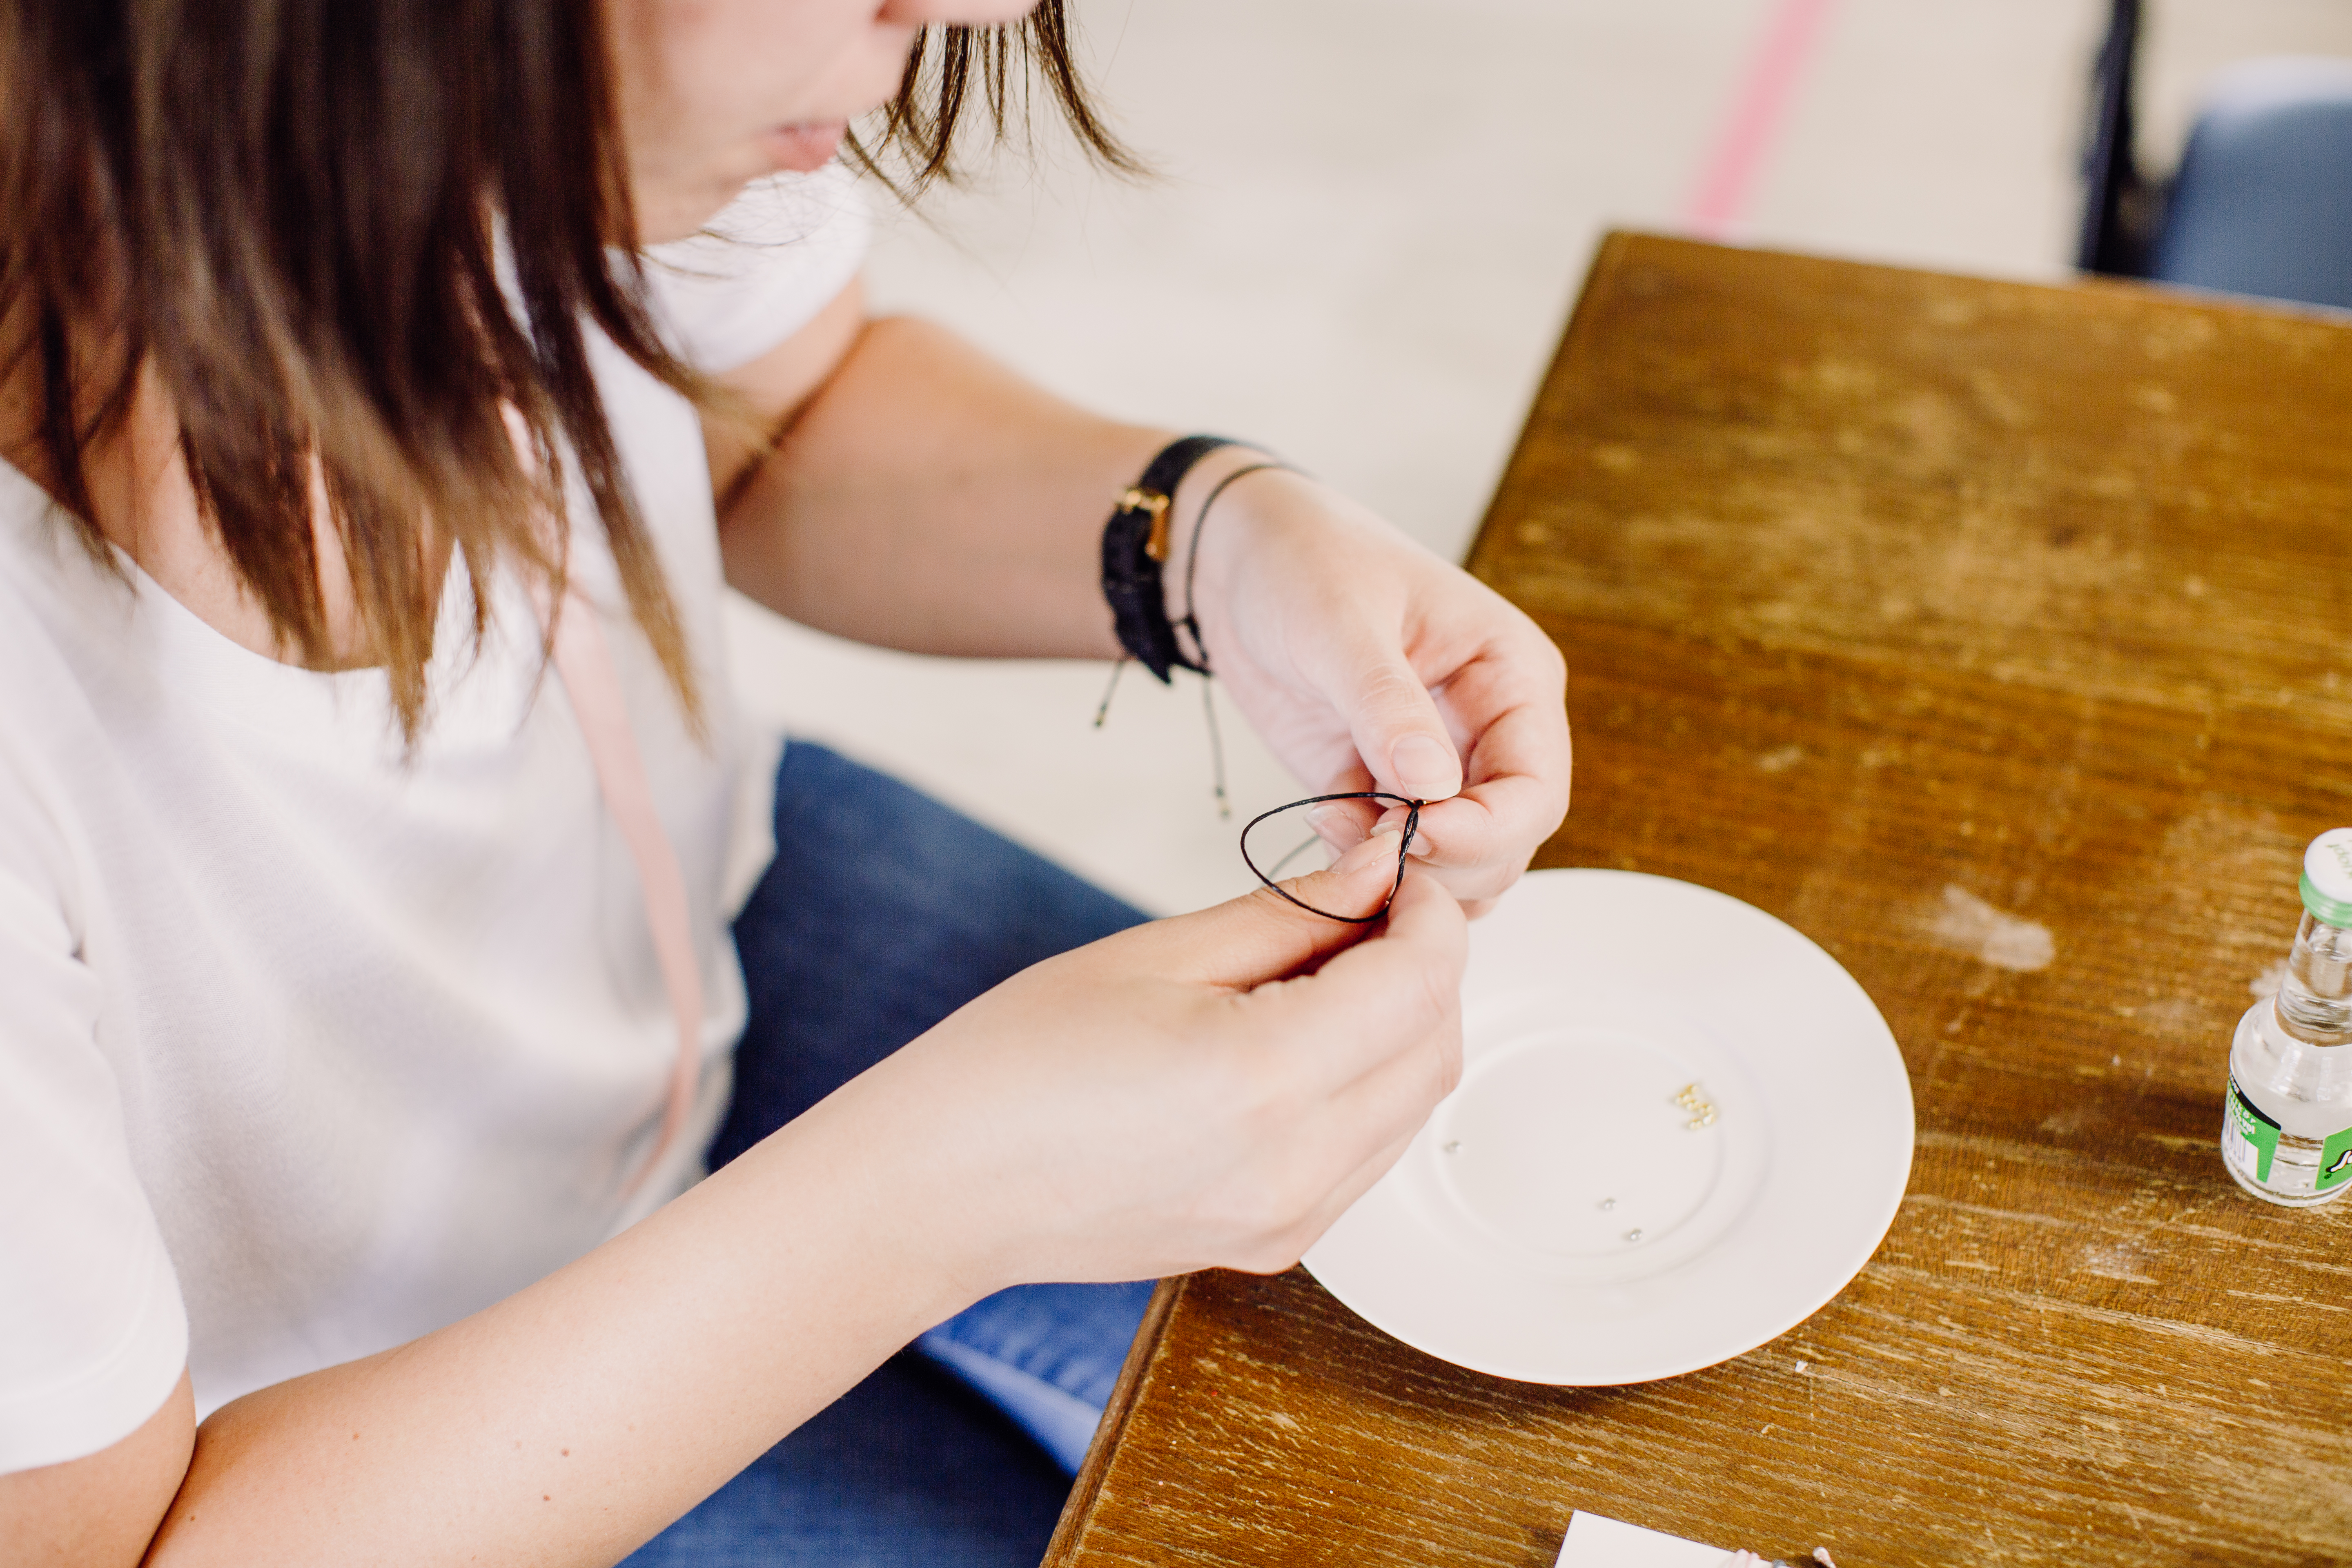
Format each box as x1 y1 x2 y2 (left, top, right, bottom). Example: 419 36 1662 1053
724 0 2352 916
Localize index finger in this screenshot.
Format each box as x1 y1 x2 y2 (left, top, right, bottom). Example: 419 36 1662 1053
1377 638 1570 888
1111 827 1417 993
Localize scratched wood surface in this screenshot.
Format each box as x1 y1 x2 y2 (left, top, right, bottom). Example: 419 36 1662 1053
1045 235 2352 1568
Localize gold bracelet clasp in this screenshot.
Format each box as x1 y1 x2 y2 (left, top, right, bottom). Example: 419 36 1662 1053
1118 486 1174 560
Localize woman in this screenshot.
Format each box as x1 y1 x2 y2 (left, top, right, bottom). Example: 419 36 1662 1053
0 0 1570 1563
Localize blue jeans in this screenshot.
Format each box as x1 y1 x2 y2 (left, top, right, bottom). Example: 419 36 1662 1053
622 742 1156 1568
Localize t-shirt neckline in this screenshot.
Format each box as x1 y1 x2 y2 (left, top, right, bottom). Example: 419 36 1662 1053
0 451 534 750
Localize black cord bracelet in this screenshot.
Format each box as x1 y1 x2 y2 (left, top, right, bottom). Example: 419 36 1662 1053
1099 435 1237 683
1094 436 1296 817
1175 461 1287 675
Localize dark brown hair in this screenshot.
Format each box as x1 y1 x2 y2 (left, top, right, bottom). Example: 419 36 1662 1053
0 0 1131 740
853 6 1142 197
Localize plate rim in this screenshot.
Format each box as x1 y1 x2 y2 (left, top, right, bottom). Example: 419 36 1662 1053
1302 866 1915 1385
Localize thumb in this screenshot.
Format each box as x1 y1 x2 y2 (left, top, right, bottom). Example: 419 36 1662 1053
1142 829 1417 992
1336 654 1462 802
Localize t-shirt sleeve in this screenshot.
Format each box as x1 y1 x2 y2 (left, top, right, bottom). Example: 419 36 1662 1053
640 163 871 376
0 792 188 1474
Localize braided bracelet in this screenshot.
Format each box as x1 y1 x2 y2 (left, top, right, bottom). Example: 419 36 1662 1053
1099 434 1236 683
1095 435 1296 815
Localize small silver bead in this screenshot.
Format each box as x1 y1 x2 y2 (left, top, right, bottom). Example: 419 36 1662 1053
1599 1196 1617 1211
1625 1229 1644 1243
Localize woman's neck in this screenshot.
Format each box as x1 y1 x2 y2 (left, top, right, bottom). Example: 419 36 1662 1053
0 311 392 670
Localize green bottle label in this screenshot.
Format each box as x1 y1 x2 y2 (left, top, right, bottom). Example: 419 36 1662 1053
2321 1126 2352 1193
2227 1076 2282 1183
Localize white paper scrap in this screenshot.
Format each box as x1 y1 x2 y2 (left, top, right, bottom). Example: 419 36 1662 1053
1555 1509 1742 1567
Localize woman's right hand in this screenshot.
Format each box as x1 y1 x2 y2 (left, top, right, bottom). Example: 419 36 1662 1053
824 830 1468 1298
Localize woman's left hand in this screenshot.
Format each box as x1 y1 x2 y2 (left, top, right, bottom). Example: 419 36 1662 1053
1178 459 1572 917
711 312 1571 899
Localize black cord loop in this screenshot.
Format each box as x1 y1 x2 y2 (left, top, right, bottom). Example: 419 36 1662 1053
1239 790 1424 924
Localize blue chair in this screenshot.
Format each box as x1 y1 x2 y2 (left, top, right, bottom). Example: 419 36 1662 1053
2150 57 2352 310
2079 0 2352 311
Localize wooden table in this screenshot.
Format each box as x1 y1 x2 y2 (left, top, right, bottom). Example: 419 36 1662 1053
1045 234 2352 1567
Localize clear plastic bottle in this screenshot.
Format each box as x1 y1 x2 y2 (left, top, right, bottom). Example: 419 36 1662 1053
2222 829 2352 1207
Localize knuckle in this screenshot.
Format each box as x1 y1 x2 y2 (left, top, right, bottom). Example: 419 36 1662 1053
1243 883 1316 928
1508 614 1568 683
1226 1179 1276 1232
1210 1181 1306 1261
1233 1238 1307 1276
1356 662 1430 717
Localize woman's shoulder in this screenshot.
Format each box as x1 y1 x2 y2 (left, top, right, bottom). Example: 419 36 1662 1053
0 549 91 924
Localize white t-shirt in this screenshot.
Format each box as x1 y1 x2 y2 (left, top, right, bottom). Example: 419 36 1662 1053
0 167 870 1472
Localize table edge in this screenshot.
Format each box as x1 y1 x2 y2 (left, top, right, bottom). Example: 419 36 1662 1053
1041 1273 1190 1566
1462 227 1638 575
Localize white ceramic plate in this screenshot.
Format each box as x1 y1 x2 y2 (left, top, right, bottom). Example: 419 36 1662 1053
1303 869 1913 1385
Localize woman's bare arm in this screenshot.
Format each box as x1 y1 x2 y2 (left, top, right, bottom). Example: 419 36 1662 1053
133 1093 971 1568
0 849 1462 1568
0 1371 192 1568
706 279 1253 661
706 284 1572 913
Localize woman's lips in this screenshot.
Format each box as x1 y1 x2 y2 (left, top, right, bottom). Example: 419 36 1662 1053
759 121 849 173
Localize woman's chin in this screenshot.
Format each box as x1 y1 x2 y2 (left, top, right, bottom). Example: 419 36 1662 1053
757 121 848 174
635 129 845 244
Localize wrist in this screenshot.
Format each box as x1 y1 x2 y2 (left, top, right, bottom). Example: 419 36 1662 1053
1163 448 1294 655
1162 447 1284 625
710 1074 1004 1333
1101 434 1241 682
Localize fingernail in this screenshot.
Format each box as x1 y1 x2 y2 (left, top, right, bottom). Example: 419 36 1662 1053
1305 804 1363 848
1332 829 1403 877
1390 734 1461 799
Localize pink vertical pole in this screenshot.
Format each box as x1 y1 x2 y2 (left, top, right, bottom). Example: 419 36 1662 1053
1685 0 1840 241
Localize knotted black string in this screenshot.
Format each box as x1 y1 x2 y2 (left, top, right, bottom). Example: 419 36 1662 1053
1240 791 1424 923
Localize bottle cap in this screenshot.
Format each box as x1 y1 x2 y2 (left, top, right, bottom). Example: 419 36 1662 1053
2301 829 2352 928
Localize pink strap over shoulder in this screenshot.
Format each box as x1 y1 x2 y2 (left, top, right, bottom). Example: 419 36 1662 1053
499 402 702 1196
533 578 706 1198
